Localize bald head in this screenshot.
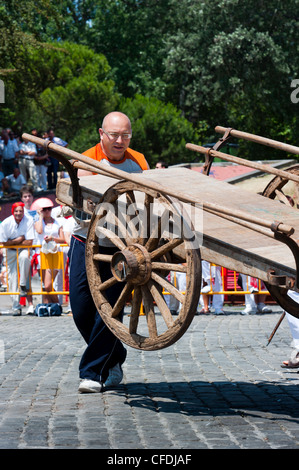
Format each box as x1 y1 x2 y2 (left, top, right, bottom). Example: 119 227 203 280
101 112 131 131
99 111 132 161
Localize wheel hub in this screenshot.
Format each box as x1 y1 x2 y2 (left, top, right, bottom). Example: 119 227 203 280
111 243 152 285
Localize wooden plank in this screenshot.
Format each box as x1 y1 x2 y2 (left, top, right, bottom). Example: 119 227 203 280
56 167 299 278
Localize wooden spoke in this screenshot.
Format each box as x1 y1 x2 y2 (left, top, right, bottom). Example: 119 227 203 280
129 287 142 334
111 201 130 240
93 253 113 263
145 208 170 252
141 285 158 338
275 189 294 207
124 191 141 240
98 276 118 291
96 226 126 250
151 270 185 304
151 261 187 272
147 279 175 328
139 193 153 245
110 282 133 318
150 238 184 260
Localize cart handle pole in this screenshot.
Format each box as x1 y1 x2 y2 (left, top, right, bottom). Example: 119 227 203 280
215 126 299 156
186 142 299 185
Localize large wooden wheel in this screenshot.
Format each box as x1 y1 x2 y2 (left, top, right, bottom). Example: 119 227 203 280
262 164 299 206
85 180 202 350
262 165 299 318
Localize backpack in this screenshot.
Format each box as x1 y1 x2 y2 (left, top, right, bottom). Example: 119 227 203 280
34 303 62 317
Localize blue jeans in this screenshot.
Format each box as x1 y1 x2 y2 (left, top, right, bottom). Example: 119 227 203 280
68 236 127 382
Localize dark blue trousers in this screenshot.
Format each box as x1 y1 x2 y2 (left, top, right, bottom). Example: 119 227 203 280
68 236 127 382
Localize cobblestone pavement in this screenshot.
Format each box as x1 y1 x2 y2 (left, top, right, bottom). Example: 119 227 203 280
0 304 298 450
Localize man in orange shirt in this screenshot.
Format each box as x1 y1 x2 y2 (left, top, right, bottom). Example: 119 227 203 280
68 112 149 393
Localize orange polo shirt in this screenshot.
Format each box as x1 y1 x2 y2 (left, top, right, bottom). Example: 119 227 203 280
83 143 149 172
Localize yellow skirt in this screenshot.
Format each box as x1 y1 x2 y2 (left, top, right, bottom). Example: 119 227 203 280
40 251 64 270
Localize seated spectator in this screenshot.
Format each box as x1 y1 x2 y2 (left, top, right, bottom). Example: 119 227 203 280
0 202 34 315
6 168 26 194
1 177 19 198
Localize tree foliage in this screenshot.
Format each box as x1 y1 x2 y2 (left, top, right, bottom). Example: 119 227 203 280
0 0 298 163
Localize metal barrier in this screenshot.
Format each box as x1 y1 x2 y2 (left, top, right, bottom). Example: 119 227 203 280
166 267 270 296
0 243 69 296
0 245 269 298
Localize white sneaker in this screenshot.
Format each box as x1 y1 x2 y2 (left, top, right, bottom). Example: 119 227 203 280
257 303 272 313
26 305 34 315
104 363 123 389
78 379 103 393
241 306 257 315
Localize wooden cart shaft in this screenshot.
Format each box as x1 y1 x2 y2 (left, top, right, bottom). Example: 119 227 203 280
22 132 299 291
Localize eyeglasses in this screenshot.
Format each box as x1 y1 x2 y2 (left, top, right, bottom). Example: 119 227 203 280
42 207 52 211
102 129 132 141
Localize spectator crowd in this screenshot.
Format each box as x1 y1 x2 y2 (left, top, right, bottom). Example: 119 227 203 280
0 127 68 197
0 187 74 316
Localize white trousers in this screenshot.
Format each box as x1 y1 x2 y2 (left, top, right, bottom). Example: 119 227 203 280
19 158 38 189
287 291 299 350
6 248 30 308
241 274 256 308
35 164 48 190
200 261 224 309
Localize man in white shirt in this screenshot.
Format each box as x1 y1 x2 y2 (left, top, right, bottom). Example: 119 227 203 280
0 202 34 315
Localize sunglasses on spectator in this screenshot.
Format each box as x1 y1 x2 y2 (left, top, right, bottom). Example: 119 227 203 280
42 207 52 211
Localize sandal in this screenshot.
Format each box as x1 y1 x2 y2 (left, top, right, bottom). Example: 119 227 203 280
199 308 210 314
281 351 299 368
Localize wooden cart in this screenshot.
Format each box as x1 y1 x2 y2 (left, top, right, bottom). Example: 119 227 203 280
22 129 299 351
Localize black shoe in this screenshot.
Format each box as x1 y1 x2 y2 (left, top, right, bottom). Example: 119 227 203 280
19 285 27 297
13 309 22 316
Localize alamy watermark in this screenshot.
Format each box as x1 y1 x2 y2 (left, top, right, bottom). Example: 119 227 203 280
290 79 299 104
93 200 204 250
0 80 4 103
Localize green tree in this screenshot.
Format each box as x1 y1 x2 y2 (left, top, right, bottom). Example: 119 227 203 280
0 41 118 150
162 0 299 157
87 0 173 100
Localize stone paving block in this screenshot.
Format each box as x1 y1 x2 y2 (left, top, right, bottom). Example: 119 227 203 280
0 308 299 449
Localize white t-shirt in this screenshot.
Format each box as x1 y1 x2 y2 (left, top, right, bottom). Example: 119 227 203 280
0 213 34 243
6 173 26 192
34 218 62 251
